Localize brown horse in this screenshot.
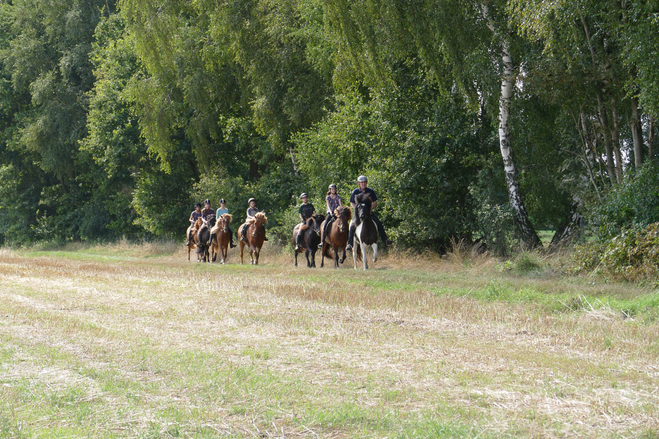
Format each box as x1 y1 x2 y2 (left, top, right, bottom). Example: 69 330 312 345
210 213 232 264
186 218 204 261
238 212 268 265
292 214 325 268
320 206 352 268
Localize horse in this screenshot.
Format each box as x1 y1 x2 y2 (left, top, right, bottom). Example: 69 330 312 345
210 213 232 264
186 217 204 261
320 206 351 269
292 214 325 268
238 212 268 265
352 193 378 270
196 215 215 263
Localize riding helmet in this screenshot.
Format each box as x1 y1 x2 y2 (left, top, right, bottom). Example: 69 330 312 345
357 175 367 182
328 184 337 190
219 198 226 204
195 202 202 208
300 193 308 199
248 198 256 204
204 199 210 205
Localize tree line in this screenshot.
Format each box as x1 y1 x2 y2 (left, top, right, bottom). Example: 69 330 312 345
1 0 658 252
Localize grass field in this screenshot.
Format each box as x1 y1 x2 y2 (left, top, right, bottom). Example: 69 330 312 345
0 242 658 438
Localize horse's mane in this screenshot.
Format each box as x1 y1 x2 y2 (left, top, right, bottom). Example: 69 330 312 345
335 205 352 221
355 192 372 204
254 212 268 223
221 213 232 224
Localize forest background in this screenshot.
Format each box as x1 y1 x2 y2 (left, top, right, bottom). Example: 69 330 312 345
1 0 659 258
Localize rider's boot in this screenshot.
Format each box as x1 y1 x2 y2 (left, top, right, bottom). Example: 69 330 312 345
228 227 237 248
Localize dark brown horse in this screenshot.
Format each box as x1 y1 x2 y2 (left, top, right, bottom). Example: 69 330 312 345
352 193 378 270
186 218 204 261
196 215 215 263
292 214 325 268
210 213 232 264
320 206 352 268
238 212 268 265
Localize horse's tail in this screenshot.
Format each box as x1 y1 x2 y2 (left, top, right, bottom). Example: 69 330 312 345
323 244 332 259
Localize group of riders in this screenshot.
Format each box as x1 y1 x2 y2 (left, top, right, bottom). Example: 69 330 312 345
185 175 392 252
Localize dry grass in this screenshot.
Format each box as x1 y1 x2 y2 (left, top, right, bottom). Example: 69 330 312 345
0 243 658 438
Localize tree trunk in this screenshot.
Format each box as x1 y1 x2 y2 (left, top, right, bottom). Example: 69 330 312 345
578 111 602 201
610 100 623 181
580 13 617 186
649 117 655 161
498 40 542 249
549 199 582 249
631 97 644 167
596 90 617 185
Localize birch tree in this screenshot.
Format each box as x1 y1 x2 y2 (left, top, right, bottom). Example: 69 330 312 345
322 0 542 247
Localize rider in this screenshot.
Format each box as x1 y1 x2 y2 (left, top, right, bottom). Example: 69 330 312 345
295 193 316 251
210 198 236 248
185 202 203 246
240 198 268 243
198 199 214 243
345 175 392 251
318 184 342 249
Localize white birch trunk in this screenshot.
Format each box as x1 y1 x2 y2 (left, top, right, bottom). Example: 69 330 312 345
497 39 542 248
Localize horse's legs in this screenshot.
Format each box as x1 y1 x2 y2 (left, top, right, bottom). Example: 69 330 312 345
352 241 358 269
239 243 245 264
333 245 340 268
294 249 298 267
305 250 311 267
372 243 378 263
362 243 368 270
320 243 325 268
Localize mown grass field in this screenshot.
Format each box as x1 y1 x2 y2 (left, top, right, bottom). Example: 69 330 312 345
0 242 658 438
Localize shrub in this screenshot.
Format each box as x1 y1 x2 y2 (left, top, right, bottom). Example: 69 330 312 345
571 223 659 280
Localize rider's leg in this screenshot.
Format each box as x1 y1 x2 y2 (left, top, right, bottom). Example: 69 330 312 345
228 226 236 248
346 222 356 251
240 224 249 242
371 214 391 246
262 224 268 241
185 226 192 246
319 214 333 249
295 221 304 251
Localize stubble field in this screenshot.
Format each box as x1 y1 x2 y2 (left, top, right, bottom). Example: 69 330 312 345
0 242 658 438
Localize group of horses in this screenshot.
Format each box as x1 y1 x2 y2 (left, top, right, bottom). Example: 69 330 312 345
186 193 379 270
187 212 268 265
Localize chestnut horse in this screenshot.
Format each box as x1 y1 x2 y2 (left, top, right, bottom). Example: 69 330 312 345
238 212 268 265
320 206 352 268
352 193 378 270
292 214 325 268
210 213 232 264
186 218 204 261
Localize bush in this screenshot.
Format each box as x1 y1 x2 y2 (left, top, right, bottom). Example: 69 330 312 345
588 161 659 239
571 223 659 280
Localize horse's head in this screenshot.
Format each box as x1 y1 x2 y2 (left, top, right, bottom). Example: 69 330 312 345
207 215 216 229
219 213 232 232
334 206 352 232
254 212 268 226
310 214 325 234
355 193 372 221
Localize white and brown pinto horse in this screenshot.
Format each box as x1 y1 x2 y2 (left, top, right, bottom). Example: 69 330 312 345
352 193 378 270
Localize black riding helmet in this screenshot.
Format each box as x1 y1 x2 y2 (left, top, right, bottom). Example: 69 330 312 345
195 202 202 208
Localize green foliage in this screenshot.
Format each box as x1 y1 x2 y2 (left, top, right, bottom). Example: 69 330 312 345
572 223 659 281
588 162 659 240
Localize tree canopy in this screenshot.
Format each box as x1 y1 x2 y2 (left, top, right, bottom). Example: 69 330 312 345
0 0 658 251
